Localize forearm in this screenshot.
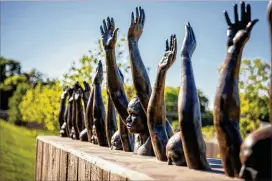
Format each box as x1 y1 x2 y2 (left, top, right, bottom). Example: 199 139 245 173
148 70 167 126
58 98 66 126
128 40 152 111
85 88 94 141
105 49 129 122
214 47 243 118
106 93 117 146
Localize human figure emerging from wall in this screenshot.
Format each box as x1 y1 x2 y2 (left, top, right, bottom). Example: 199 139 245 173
213 1 259 178
99 7 174 155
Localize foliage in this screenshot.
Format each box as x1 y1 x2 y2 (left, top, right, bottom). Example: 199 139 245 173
201 125 216 141
19 82 62 131
239 59 270 138
8 83 31 125
165 86 213 126
0 57 22 110
0 120 57 181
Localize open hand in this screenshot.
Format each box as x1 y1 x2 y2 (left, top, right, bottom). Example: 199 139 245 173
158 34 177 72
224 1 258 49
100 17 119 50
181 22 196 58
128 6 145 41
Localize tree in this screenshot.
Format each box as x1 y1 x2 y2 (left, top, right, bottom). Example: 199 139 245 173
8 83 31 125
239 59 270 138
0 57 22 110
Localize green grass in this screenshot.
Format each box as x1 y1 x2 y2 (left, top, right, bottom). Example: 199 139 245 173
0 120 58 181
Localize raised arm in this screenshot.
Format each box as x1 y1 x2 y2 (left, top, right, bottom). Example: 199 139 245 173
178 23 210 170
59 86 68 137
128 7 152 111
105 84 117 146
84 86 94 142
147 35 177 161
92 61 108 146
213 1 258 177
100 17 129 123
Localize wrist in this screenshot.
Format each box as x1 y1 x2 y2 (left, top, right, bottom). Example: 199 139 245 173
227 45 243 57
128 38 138 44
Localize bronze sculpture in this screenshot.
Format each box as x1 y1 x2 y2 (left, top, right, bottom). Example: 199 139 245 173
105 89 118 147
59 86 69 137
128 7 174 139
147 34 177 161
166 132 186 166
92 60 108 146
213 1 258 177
238 2 272 180
111 130 123 150
100 16 134 152
84 85 95 142
75 88 85 140
178 23 211 170
66 87 75 138
239 124 272 181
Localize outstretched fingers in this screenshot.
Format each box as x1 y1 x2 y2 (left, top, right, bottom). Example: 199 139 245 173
241 1 246 23
111 17 115 31
136 7 139 24
166 39 170 51
246 4 251 22
246 19 259 33
224 10 232 26
103 19 108 34
234 4 239 24
131 12 135 26
141 8 145 27
100 26 104 36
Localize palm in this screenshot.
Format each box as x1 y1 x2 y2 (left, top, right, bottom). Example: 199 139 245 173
128 6 145 41
100 17 119 50
224 2 258 48
158 35 177 71
181 22 196 58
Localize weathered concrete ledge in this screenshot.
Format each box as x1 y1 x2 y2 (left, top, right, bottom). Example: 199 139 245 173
35 136 241 181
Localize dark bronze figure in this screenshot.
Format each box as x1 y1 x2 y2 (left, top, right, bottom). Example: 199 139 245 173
75 87 84 141
111 130 123 150
147 34 177 161
66 87 74 138
213 1 258 177
92 60 108 146
59 86 68 137
100 16 134 152
79 81 91 141
178 23 210 170
105 83 118 147
128 7 174 139
84 85 95 142
239 124 272 181
166 132 186 166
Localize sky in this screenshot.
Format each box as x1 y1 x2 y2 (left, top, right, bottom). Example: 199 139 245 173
1 1 270 109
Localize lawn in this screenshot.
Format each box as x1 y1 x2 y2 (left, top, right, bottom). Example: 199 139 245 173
0 120 57 181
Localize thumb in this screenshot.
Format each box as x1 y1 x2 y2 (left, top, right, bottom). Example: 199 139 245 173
246 19 259 33
113 28 119 40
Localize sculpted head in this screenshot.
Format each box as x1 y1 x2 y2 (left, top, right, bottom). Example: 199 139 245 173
111 130 123 150
239 124 272 181
126 96 147 133
166 132 186 166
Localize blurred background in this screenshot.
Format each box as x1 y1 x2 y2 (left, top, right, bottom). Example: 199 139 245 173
0 1 270 180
